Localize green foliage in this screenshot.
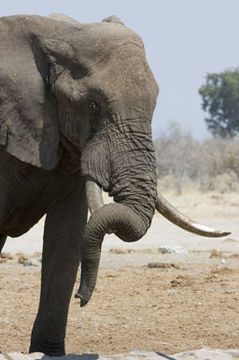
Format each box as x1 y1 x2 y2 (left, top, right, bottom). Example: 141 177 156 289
199 68 239 137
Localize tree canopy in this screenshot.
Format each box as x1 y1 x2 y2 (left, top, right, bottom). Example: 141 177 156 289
199 68 239 137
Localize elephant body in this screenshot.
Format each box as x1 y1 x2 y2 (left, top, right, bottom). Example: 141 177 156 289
0 144 81 237
0 14 229 356
0 14 158 355
0 143 85 356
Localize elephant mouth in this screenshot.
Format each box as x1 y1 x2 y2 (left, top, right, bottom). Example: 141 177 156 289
75 178 231 307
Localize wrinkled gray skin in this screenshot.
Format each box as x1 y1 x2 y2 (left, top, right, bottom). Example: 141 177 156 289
0 14 158 355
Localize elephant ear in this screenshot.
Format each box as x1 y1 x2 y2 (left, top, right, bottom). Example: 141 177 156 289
102 15 125 25
0 19 62 170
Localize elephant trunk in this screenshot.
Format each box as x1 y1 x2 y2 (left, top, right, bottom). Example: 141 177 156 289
76 179 231 307
75 181 147 306
77 130 157 306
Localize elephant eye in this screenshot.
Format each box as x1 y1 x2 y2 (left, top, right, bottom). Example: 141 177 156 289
89 101 100 115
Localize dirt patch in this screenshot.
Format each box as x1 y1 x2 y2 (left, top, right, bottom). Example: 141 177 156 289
0 262 238 355
1 191 238 355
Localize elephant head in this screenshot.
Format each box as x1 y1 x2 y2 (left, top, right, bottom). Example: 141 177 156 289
0 14 230 307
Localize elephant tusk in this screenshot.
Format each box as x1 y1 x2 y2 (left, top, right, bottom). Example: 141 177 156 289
155 192 231 237
85 179 104 214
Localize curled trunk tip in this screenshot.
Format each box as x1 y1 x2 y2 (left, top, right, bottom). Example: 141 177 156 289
75 291 88 307
76 200 148 306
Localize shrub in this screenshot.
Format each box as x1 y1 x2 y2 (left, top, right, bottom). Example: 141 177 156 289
154 123 239 193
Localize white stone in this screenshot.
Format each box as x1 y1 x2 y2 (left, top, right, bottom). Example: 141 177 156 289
1 349 239 360
174 348 239 359
158 246 188 255
23 257 42 267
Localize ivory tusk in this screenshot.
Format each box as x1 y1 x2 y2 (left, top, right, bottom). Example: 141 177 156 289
155 193 231 238
85 179 104 214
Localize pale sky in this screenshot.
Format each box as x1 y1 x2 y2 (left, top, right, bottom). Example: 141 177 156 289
1 0 239 140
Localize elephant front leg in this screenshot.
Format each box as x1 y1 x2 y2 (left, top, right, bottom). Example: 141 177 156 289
0 234 7 253
29 180 87 356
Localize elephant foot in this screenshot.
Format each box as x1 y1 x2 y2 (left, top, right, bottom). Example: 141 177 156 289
29 336 65 356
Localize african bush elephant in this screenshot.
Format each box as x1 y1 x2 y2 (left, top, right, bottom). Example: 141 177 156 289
0 13 230 356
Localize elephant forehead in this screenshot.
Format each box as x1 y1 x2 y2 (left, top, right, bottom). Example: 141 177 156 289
74 22 144 58
84 41 158 94
101 53 158 104
74 22 159 109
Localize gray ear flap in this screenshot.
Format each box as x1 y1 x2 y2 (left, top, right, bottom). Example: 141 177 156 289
36 36 75 64
39 103 60 170
0 30 62 170
0 90 60 170
102 15 125 25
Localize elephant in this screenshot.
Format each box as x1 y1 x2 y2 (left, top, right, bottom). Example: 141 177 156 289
0 13 230 356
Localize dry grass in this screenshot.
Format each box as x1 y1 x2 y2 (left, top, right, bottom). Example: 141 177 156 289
155 123 239 194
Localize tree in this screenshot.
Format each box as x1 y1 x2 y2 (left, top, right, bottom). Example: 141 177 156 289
199 68 239 137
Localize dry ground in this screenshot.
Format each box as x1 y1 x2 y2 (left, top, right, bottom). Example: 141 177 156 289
0 256 238 355
0 190 239 355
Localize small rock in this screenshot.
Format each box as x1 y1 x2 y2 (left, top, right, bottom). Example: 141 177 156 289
23 257 42 267
168 289 176 295
147 262 179 269
210 250 224 258
158 246 188 255
228 253 239 259
171 279 181 287
18 255 29 264
109 248 135 254
0 252 12 259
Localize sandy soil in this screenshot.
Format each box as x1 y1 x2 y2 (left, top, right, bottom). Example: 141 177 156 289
0 191 239 355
